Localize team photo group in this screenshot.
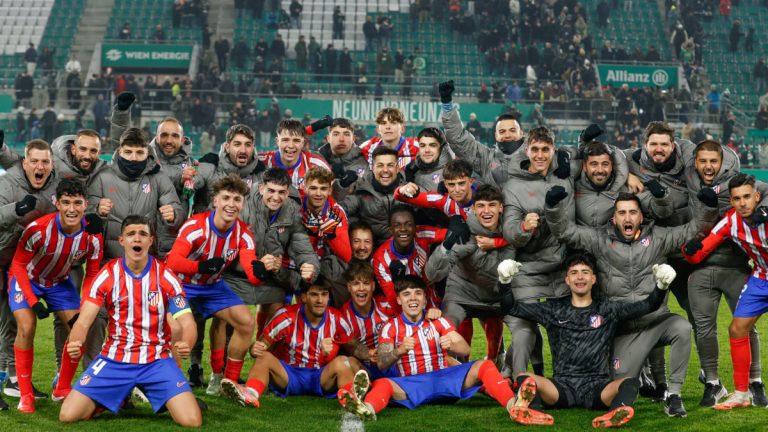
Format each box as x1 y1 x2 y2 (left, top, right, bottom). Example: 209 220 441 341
0 78 765 429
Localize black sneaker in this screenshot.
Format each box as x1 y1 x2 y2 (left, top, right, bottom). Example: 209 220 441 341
187 364 204 388
195 397 208 412
750 381 768 407
652 383 668 403
639 368 656 398
0 395 7 411
3 380 48 400
700 382 728 407
664 394 687 417
698 369 706 385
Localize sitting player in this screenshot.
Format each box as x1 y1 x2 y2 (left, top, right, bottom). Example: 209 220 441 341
8 179 104 413
499 254 674 427
59 215 201 427
219 281 360 407
339 275 535 422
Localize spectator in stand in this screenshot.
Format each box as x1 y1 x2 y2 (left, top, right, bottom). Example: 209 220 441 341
65 71 82 109
92 94 109 135
65 53 80 75
295 35 307 70
596 0 610 27
757 106 768 130
325 44 337 79
355 74 368 99
289 0 302 29
14 108 25 144
465 112 484 141
286 81 302 99
722 111 736 145
214 36 230 71
645 45 661 62
505 81 521 103
720 0 731 20
670 24 689 60
477 84 490 103
257 108 278 148
394 48 405 84
24 43 36 76
378 16 393 49
153 24 166 42
755 59 768 95
363 16 377 52
339 48 352 81
333 6 345 39
377 47 393 82
746 27 756 52
119 22 132 40
402 58 414 99
231 37 250 70
190 97 207 133
172 0 183 27
707 85 721 123
729 19 742 52
308 36 320 73
270 34 287 61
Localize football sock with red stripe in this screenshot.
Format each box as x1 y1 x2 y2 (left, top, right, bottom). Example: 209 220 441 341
364 379 393 413
55 341 83 392
477 360 515 407
14 345 33 397
210 348 225 374
245 378 265 397
224 357 244 382
483 318 504 359
731 336 751 392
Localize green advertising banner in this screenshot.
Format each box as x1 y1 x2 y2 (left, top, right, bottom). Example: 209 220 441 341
255 99 533 123
597 64 678 88
102 43 193 69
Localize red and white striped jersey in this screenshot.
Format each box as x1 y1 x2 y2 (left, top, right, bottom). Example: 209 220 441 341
10 213 102 305
85 257 191 364
394 188 473 219
359 136 420 169
379 314 456 376
258 150 330 190
372 226 446 309
263 303 353 369
684 208 768 279
340 295 395 351
166 211 261 286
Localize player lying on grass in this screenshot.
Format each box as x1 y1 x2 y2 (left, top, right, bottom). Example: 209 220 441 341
338 275 545 423
8 179 104 413
58 215 201 427
498 254 674 428
220 281 361 407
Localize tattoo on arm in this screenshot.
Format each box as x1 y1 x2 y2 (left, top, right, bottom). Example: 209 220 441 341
377 342 399 369
350 340 370 361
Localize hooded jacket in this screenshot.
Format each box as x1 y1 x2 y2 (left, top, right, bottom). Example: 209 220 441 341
87 148 184 260
406 145 454 191
318 142 369 202
340 171 405 243
194 147 264 214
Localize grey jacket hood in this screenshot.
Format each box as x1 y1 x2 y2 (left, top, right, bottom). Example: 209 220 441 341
218 146 264 178
577 145 629 193
50 134 108 180
150 136 193 166
109 147 161 181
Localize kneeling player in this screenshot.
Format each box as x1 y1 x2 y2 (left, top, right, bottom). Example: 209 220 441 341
58 215 201 427
499 254 673 428
220 281 360 407
9 179 103 413
340 275 530 422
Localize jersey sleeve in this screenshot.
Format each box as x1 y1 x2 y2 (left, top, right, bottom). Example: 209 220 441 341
333 313 354 345
9 223 43 305
416 226 447 246
161 268 191 319
325 205 352 263
84 267 112 308
82 233 104 294
263 308 292 346
372 253 398 309
165 218 204 275
378 321 395 345
434 317 456 335
394 188 450 213
682 214 730 264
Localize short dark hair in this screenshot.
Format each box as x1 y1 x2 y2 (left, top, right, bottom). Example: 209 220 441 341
226 124 255 143
121 214 153 236
694 139 723 159
527 126 555 146
276 119 306 137
76 129 101 143
582 141 611 160
496 113 519 123
729 173 756 191
56 179 87 199
330 118 354 131
304 167 335 185
614 192 642 210
25 139 51 158
565 252 597 273
261 167 292 187
394 274 426 294
389 204 415 224
119 127 149 147
349 221 373 237
417 127 446 147
473 184 503 203
213 173 249 197
442 159 473 181
343 260 376 283
644 121 675 144
372 146 398 162
376 107 404 124
301 279 330 294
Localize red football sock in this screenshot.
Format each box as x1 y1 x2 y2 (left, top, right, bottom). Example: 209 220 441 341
341 382 353 392
55 342 83 392
364 379 393 413
14 345 33 398
224 357 244 382
731 336 751 392
210 348 225 374
483 319 504 359
458 319 474 349
246 378 266 396
477 360 515 407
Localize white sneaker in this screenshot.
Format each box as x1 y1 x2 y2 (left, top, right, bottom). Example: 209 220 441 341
206 373 223 396
131 387 149 404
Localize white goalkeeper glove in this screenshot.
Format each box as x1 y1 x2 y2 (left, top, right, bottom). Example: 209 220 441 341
497 260 522 284
651 264 676 290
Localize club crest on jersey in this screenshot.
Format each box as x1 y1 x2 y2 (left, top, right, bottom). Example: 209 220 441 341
357 167 365 176
147 291 160 307
422 326 434 339
73 250 87 261
174 296 187 309
432 173 440 184
246 177 253 188
225 248 237 260
640 237 651 247
79 374 91 386
51 193 57 205
613 357 621 370
712 184 721 194
13 293 22 304
277 226 285 234
589 314 604 328
141 183 152 194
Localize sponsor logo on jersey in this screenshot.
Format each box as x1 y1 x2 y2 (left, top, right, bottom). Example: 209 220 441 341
141 183 152 194
147 291 160 306
79 374 91 386
589 314 604 328
640 237 651 247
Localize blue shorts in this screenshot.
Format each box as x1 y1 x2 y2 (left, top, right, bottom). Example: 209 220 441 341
735 276 768 318
271 360 336 398
365 363 399 380
8 277 80 313
73 355 192 413
387 361 481 409
183 280 244 319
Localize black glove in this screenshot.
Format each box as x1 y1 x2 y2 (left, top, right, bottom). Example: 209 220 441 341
32 301 49 320
437 181 448 195
15 195 37 217
332 163 358 188
545 185 568 207
252 260 270 280
443 215 471 250
309 115 333 133
579 123 604 144
198 257 226 274
404 161 419 183
554 150 570 179
644 179 667 199
116 92 136 111
84 213 104 235
752 206 768 225
683 239 703 256
438 80 455 104
697 187 718 208
389 260 408 281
